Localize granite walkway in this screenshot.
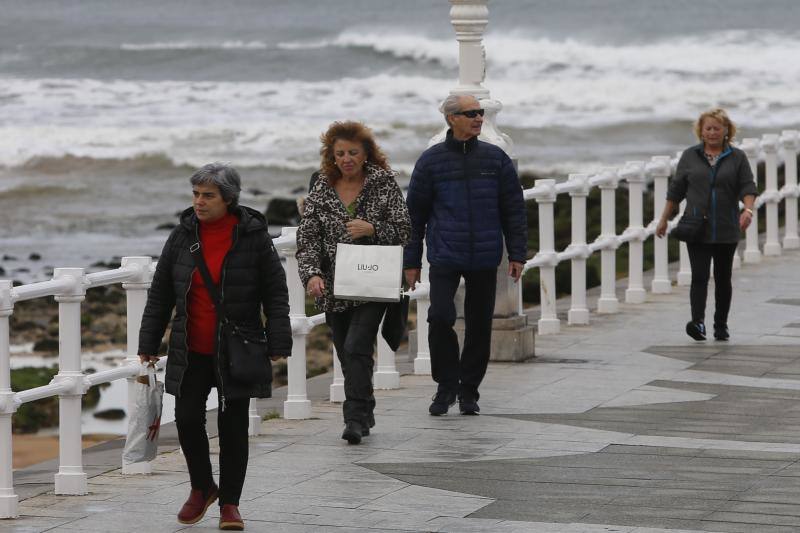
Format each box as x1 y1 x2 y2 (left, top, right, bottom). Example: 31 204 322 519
5 249 800 533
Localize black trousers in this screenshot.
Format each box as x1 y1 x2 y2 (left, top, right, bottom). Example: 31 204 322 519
428 266 497 400
686 242 739 326
175 352 249 506
326 302 387 426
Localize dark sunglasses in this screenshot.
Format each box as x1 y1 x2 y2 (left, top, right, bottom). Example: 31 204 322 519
453 108 485 118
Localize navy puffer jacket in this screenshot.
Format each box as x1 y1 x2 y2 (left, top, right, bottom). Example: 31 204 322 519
138 205 292 401
403 130 528 270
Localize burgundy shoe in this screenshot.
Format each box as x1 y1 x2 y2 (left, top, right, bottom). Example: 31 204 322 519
177 485 218 524
219 504 244 531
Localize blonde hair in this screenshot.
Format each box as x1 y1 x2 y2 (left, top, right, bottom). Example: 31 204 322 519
693 108 737 144
319 121 389 184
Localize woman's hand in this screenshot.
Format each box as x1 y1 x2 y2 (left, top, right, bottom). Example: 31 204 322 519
655 218 668 238
306 275 325 298
739 210 753 231
345 218 374 240
139 354 159 364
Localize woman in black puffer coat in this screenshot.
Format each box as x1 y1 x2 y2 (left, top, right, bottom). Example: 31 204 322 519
138 162 291 530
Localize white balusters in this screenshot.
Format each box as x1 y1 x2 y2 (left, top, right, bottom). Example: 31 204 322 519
781 130 800 249
567 174 590 325
762 134 782 256
0 280 17 518
374 317 400 389
330 347 344 402
597 170 620 313
741 138 762 263
279 227 311 420
535 179 559 334
413 253 432 375
622 161 647 304
649 156 672 293
52 268 88 495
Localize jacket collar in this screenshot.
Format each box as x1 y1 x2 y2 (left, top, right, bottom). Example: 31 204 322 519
692 142 733 162
445 129 479 153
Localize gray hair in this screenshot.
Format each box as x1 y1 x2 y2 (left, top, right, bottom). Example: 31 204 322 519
189 162 241 211
439 94 463 127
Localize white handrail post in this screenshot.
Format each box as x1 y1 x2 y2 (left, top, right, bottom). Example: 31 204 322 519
623 161 646 304
120 256 154 474
413 252 431 375
374 318 400 389
330 346 344 402
741 138 762 263
650 156 672 293
762 134 782 256
567 174 590 325
248 398 260 436
0 281 18 518
280 227 311 420
781 130 800 249
536 179 559 334
52 268 88 495
676 201 692 286
597 170 620 313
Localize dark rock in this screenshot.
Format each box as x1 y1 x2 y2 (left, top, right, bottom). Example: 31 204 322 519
248 187 265 196
2 255 17 261
14 268 30 273
0 266 5 276
265 197 300 226
156 222 176 231
291 186 306 195
29 253 41 261
93 408 125 420
33 337 59 353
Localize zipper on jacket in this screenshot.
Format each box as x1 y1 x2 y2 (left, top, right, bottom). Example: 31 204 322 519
463 145 475 264
707 147 732 242
177 227 201 399
214 224 240 412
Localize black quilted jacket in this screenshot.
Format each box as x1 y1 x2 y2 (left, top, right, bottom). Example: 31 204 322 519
138 205 292 401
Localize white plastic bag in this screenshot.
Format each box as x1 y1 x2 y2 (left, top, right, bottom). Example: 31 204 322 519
122 363 164 465
333 243 403 302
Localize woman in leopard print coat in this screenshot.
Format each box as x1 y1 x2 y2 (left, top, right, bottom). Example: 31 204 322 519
296 121 410 444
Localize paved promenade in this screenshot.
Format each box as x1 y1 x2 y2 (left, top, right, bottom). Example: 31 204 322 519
7 249 800 533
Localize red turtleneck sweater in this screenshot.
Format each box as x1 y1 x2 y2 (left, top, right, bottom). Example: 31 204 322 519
187 212 238 355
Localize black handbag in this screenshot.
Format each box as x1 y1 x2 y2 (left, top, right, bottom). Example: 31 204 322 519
189 241 270 385
671 212 707 243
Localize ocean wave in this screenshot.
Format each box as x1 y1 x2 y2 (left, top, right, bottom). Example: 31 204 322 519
0 183 86 201
120 40 270 51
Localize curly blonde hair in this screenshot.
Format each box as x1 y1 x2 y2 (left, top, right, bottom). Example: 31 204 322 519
319 121 389 183
693 108 737 144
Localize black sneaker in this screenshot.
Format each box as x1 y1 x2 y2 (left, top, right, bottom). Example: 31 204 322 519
342 421 363 444
458 397 480 415
714 324 729 341
686 320 707 341
429 391 457 416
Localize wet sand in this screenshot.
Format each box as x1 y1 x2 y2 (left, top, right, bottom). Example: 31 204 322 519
13 433 119 469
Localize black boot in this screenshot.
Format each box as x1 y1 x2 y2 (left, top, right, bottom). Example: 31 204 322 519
341 421 363 444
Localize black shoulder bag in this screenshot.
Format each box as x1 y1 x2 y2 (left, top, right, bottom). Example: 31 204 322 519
189 242 270 385
672 164 717 243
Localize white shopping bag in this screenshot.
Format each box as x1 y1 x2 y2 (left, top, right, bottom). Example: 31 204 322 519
122 363 164 465
333 243 403 302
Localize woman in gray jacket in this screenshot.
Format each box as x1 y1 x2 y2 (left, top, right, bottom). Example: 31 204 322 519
656 109 757 341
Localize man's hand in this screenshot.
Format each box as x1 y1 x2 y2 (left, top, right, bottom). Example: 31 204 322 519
345 218 375 240
139 354 160 364
509 261 524 282
655 218 668 238
404 268 421 290
270 354 287 361
739 210 753 231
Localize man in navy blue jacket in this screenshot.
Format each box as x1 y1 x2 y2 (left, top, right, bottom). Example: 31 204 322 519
404 94 528 416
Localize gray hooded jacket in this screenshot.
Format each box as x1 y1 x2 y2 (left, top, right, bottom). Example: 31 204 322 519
667 144 758 243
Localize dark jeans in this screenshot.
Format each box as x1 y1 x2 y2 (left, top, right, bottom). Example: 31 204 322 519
686 242 739 326
428 266 497 401
175 352 249 506
326 302 388 426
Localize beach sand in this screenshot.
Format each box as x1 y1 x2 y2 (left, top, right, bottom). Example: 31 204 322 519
12 433 119 469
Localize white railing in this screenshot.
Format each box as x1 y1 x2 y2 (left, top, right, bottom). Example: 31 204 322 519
1 130 798 518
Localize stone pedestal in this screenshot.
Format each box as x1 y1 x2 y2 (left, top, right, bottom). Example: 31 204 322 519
455 314 535 362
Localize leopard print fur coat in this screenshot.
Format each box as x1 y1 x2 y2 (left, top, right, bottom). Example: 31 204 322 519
296 163 410 313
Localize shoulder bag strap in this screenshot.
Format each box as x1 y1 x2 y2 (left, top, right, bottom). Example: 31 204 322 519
189 240 228 325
